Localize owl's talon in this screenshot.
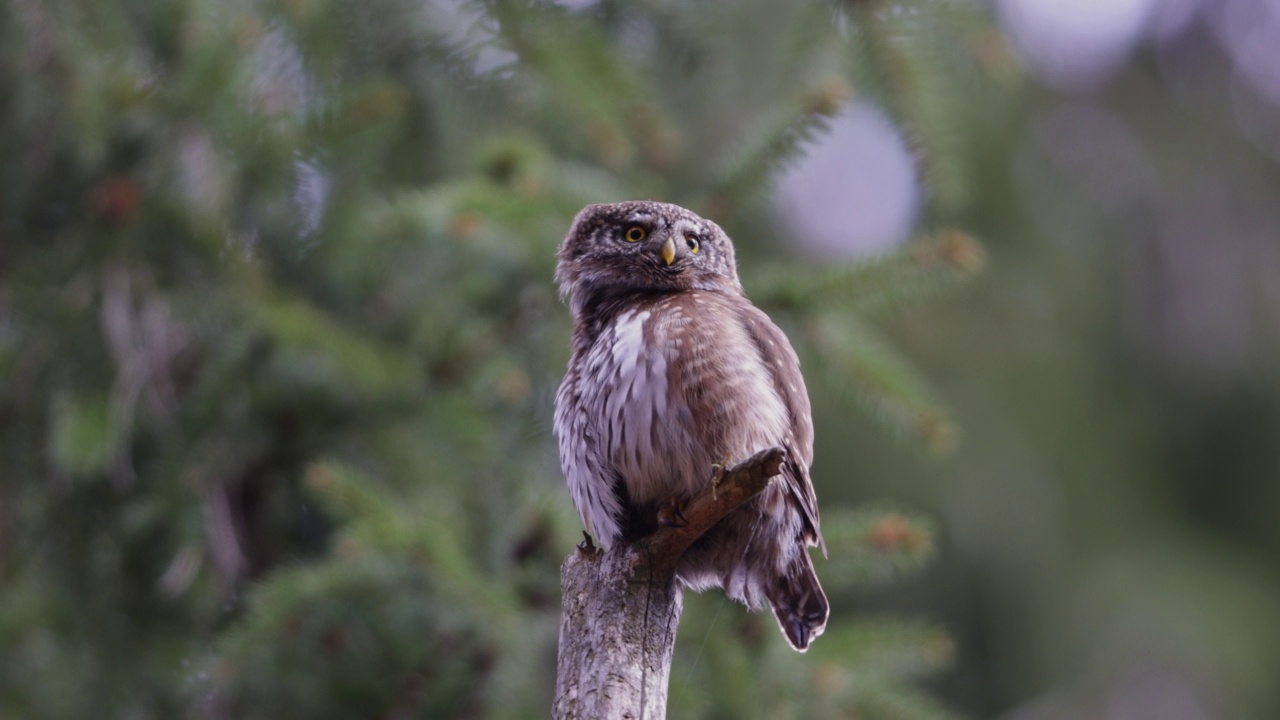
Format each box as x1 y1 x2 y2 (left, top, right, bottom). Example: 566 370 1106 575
577 531 598 556
657 497 689 528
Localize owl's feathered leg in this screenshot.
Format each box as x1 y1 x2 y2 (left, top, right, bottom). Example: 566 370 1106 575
766 549 829 652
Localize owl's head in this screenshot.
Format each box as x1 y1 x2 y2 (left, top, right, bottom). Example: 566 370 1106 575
556 201 742 316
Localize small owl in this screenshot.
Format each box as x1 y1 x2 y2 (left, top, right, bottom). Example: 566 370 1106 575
554 200 828 651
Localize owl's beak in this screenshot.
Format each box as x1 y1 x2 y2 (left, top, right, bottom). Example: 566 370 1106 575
660 236 677 266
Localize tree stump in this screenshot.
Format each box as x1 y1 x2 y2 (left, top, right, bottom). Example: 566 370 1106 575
552 447 787 719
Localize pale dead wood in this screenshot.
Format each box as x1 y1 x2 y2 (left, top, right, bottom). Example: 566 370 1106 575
552 447 786 720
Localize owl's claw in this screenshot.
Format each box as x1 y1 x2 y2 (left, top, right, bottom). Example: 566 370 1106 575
577 531 598 556
657 497 689 528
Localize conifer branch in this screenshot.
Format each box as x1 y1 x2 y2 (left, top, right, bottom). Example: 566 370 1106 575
849 5 969 216
815 507 938 591
704 78 852 214
808 315 956 455
750 230 984 314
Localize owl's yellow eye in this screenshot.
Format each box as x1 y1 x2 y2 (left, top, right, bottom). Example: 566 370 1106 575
624 226 647 243
686 234 700 254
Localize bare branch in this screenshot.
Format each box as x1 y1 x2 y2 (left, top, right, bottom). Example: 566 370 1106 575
644 446 787 577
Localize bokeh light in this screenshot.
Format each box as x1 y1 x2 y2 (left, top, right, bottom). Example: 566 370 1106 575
774 102 919 258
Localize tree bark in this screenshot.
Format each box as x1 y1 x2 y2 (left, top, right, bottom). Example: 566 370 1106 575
552 447 786 720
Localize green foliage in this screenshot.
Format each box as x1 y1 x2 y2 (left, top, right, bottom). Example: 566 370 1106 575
841 0 995 219
213 462 544 719
706 76 853 214
748 230 984 452
751 230 985 315
670 508 947 719
819 507 939 590
0 0 992 717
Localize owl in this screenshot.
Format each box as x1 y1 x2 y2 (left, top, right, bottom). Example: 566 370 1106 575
553 200 828 651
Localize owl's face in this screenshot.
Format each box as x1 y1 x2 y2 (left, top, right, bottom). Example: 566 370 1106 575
556 201 742 316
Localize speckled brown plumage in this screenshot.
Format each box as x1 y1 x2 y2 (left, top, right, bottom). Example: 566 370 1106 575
553 200 828 651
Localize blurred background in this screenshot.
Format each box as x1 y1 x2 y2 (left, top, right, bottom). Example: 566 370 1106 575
3 0 1280 718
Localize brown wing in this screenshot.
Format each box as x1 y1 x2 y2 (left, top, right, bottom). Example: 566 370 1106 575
736 301 825 554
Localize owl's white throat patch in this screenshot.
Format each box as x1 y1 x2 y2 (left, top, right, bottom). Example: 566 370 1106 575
610 310 651 381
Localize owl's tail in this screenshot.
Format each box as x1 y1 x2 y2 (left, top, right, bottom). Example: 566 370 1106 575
767 549 829 652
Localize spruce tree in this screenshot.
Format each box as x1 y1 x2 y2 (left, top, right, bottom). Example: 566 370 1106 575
0 1 991 717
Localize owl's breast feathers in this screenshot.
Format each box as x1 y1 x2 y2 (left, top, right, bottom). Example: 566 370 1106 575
556 289 822 550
